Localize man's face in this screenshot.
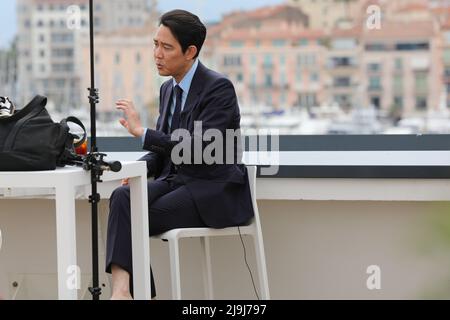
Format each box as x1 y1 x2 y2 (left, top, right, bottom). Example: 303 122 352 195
153 25 191 79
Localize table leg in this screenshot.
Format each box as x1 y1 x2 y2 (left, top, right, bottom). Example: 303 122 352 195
129 174 151 300
55 183 78 300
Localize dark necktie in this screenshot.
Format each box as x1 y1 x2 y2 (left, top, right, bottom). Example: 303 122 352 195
170 85 183 133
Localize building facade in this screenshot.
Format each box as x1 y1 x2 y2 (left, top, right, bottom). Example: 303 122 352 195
16 0 152 113
80 22 159 133
0 40 18 99
204 5 327 110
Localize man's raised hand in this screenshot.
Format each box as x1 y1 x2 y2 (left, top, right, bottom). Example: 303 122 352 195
116 99 145 137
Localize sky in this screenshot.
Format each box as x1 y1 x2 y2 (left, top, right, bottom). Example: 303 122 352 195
0 0 284 49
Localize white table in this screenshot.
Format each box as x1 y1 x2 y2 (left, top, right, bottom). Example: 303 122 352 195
0 161 151 300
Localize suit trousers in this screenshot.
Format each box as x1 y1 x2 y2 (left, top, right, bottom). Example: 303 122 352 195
105 176 206 298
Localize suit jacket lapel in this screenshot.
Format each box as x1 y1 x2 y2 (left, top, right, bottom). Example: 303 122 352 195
159 82 173 134
159 62 206 132
181 62 206 119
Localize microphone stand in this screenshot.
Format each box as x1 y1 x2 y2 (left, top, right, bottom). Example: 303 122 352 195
82 0 122 300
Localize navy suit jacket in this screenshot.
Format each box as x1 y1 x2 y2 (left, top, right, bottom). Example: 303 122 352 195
139 61 253 228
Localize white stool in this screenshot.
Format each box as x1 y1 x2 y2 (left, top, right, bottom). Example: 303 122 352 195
153 166 270 300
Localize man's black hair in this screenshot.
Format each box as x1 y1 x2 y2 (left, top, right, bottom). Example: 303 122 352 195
159 9 207 59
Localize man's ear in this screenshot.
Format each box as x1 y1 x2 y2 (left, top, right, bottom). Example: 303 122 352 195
185 45 198 60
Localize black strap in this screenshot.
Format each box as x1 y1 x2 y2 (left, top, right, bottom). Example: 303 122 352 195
3 96 47 152
61 116 87 148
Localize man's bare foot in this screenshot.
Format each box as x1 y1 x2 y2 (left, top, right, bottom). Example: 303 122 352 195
110 264 132 300
110 292 133 300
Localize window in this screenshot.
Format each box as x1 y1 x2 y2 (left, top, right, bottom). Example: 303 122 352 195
415 96 427 110
263 54 273 68
330 57 353 67
265 74 272 87
265 93 272 106
94 17 101 28
296 69 302 82
334 94 350 107
52 48 73 58
369 76 381 90
42 79 49 90
393 96 403 108
298 39 309 46
393 75 403 93
367 63 381 72
394 58 403 70
280 92 286 105
134 72 144 90
298 93 317 107
444 50 450 65
273 40 286 47
251 73 256 86
114 72 123 89
230 41 244 48
396 42 429 51
95 74 101 89
370 96 381 109
52 63 74 72
334 77 351 87
332 38 357 50
365 43 387 51
51 33 74 43
280 72 286 86
415 72 428 94
445 31 450 43
55 79 65 88
223 55 241 67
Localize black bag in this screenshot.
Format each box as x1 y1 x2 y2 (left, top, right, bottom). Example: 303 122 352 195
0 95 86 171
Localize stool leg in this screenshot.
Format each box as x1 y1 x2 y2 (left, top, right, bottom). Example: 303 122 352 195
200 237 214 299
253 234 270 299
168 239 182 300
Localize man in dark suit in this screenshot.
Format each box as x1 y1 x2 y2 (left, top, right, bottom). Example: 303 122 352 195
105 9 253 299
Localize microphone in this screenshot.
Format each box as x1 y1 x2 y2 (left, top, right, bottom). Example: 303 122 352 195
101 160 122 172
